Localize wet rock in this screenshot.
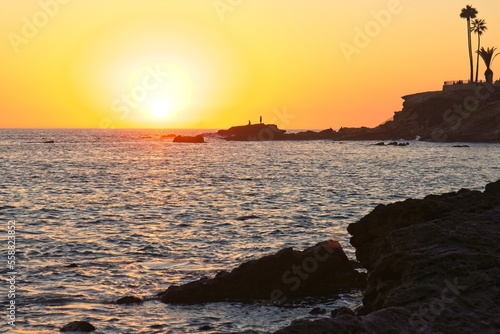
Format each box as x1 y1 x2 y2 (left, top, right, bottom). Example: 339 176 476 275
65 263 78 268
173 135 205 143
199 325 213 331
43 140 55 144
275 180 500 333
485 180 500 194
236 215 259 221
330 306 354 317
452 144 470 147
60 321 95 332
116 296 143 305
158 240 366 304
309 307 326 315
373 142 385 146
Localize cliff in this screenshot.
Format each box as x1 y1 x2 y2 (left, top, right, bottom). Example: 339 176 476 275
337 84 500 142
218 84 500 143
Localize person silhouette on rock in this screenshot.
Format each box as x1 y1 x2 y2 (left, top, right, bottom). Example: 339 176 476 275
260 116 262 124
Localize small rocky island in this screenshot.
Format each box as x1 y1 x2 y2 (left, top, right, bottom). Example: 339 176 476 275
172 135 205 143
217 124 336 141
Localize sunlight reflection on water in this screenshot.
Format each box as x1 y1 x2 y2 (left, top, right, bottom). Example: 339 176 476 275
0 129 498 333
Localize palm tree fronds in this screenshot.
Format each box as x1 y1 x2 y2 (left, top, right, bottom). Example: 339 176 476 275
471 19 487 35
460 5 478 19
477 47 498 68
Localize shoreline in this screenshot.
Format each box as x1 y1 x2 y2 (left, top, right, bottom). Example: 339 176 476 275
217 85 500 143
110 180 500 333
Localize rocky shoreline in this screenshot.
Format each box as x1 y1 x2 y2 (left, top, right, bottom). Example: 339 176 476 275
218 85 500 143
275 179 500 333
107 180 500 333
157 240 366 305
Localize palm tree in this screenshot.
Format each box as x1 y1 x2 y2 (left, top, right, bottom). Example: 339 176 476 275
460 5 478 83
477 47 499 84
471 19 487 82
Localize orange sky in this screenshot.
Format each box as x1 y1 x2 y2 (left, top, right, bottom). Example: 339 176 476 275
1 1 500 129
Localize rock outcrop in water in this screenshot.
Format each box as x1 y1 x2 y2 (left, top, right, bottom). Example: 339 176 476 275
172 135 205 143
275 180 500 333
217 124 336 141
60 321 96 332
158 240 366 304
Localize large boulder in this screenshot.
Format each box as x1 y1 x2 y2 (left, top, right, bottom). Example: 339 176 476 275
158 240 366 304
172 135 205 143
60 321 95 332
275 180 500 333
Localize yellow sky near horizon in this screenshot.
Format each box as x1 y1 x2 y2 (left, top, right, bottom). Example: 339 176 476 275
1 0 500 129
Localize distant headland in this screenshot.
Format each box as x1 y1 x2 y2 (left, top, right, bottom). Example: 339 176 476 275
218 82 500 143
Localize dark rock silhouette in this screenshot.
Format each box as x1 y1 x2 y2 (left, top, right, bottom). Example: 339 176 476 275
336 86 500 142
199 325 213 331
275 180 500 333
217 124 336 141
116 296 143 305
158 240 366 304
217 124 286 141
217 87 499 143
330 306 355 317
172 135 205 143
309 307 326 315
236 215 259 221
60 321 95 332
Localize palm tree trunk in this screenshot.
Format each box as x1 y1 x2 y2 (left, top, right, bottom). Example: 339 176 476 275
467 19 474 83
485 68 493 84
475 34 481 82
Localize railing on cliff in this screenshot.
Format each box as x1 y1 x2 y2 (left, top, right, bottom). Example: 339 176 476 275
443 80 473 85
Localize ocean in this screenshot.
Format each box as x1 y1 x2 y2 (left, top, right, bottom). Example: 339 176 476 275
0 129 499 333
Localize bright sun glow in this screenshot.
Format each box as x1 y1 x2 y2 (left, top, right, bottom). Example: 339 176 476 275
149 99 171 119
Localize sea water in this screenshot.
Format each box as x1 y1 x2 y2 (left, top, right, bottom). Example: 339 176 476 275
0 129 498 333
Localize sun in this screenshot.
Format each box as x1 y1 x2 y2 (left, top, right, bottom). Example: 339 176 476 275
149 99 171 119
